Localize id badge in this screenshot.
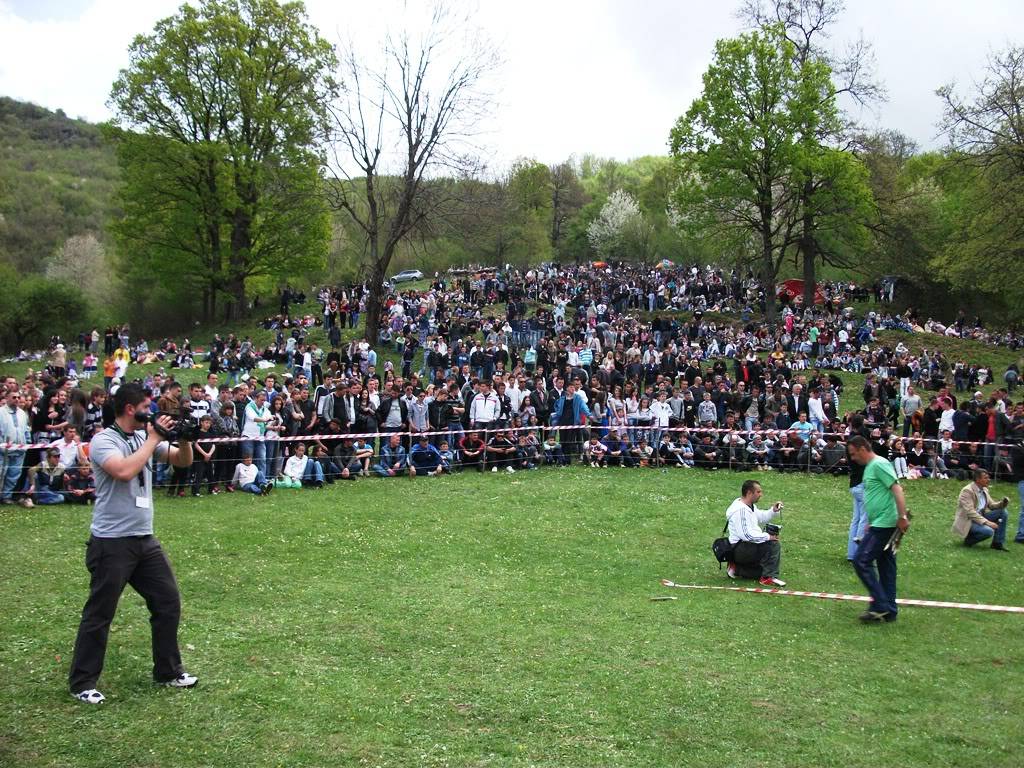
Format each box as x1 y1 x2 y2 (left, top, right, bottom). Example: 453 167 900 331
135 496 151 509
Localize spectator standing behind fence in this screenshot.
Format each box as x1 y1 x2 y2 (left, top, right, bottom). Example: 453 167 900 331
1 389 33 507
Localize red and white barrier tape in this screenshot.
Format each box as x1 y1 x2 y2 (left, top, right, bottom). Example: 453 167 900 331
659 580 1024 614
3 422 1020 452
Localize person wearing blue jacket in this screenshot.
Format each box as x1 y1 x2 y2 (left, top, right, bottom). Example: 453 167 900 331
550 382 592 464
374 434 411 477
409 435 443 476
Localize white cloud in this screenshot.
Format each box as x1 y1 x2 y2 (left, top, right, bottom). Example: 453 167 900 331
1 0 1022 168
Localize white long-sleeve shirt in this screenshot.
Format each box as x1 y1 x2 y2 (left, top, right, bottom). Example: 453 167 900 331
650 401 673 428
726 497 779 545
808 396 828 424
232 462 260 487
469 392 500 424
284 455 309 481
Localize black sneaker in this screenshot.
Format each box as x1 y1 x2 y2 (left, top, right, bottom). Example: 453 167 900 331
858 610 893 624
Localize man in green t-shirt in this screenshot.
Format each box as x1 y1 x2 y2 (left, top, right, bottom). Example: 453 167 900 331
847 435 909 623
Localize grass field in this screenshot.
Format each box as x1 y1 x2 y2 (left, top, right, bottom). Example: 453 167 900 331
2 469 1023 767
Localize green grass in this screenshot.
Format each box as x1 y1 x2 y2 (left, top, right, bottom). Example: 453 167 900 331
2 469 1022 767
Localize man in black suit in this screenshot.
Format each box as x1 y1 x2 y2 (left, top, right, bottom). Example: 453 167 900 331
787 382 809 421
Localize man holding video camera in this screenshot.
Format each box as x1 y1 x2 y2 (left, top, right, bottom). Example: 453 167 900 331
68 383 198 704
725 479 786 587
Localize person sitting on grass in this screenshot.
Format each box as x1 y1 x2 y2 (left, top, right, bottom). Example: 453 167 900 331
332 436 363 480
951 469 1010 550
310 444 339 484
231 453 273 495
352 438 375 477
604 429 628 467
458 431 486 472
62 462 96 504
486 428 518 473
374 434 411 478
583 435 608 467
630 437 655 467
437 440 456 472
280 442 326 488
27 448 67 505
542 432 566 466
410 435 444 476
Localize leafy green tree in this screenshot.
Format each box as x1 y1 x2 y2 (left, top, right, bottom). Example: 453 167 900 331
549 161 586 253
935 46 1024 314
740 0 884 306
0 267 91 351
670 26 836 323
109 0 337 323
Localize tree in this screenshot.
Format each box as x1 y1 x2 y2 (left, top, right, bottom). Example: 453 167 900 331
587 190 641 261
670 26 838 323
109 0 337 322
328 5 499 340
46 232 112 306
935 46 1024 314
549 160 586 253
0 268 90 351
740 0 883 306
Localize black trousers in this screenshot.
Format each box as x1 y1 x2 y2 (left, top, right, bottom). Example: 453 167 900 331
732 539 782 579
69 535 184 692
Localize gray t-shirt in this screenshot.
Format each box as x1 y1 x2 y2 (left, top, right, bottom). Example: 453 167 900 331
89 428 168 538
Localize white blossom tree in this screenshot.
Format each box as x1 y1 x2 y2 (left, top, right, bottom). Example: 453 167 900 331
587 189 648 260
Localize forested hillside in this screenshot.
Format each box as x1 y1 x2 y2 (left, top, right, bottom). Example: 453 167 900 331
0 97 119 275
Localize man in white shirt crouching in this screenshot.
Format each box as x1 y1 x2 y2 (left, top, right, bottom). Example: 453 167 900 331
725 479 786 587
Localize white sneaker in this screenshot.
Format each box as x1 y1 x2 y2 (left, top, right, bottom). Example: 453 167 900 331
726 563 737 579
491 467 498 473
72 689 105 704
506 466 516 473
162 672 198 688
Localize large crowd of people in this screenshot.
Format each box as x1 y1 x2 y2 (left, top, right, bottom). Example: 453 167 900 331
1 263 1022 507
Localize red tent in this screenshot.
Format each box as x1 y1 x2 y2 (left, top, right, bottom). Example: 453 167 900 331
777 279 826 305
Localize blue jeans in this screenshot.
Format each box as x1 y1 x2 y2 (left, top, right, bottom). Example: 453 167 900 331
35 489 65 505
1 450 25 500
1016 481 1024 542
847 484 867 560
852 526 899 616
965 508 1008 547
241 439 267 476
241 469 267 494
303 460 325 485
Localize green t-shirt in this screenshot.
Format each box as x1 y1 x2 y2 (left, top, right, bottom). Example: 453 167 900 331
809 326 820 342
863 456 898 528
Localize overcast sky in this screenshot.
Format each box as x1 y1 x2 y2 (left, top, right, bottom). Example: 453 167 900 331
1 0 1021 169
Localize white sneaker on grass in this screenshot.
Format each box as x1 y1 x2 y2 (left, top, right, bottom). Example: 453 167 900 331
162 672 198 688
72 689 105 704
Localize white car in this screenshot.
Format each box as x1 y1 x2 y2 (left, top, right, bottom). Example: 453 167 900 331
389 269 423 283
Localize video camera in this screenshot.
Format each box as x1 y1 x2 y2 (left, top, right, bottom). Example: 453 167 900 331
135 410 199 442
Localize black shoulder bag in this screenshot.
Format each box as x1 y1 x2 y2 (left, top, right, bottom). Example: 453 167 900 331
711 519 733 567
